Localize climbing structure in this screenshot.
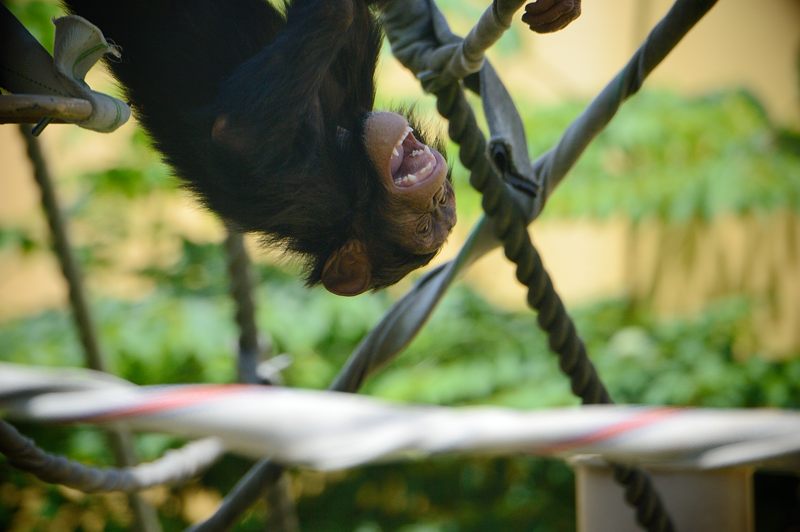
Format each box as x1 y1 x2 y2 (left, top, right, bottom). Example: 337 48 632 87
4 1 766 531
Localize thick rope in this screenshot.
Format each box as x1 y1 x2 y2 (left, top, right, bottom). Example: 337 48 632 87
385 2 714 530
433 73 670 532
223 228 264 385
433 81 614 403
223 227 300 532
20 125 107 373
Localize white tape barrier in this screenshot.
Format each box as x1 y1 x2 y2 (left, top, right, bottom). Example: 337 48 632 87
1 363 798 471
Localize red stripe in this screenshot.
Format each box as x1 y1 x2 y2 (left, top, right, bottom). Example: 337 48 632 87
540 407 682 454
88 384 254 422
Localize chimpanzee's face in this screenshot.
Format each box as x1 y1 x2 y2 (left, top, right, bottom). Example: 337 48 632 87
364 111 456 254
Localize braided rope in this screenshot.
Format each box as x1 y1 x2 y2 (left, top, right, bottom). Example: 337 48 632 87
0 420 224 493
433 82 614 404
222 227 299 531
432 72 669 532
438 84 670 528
223 228 264 384
20 125 106 373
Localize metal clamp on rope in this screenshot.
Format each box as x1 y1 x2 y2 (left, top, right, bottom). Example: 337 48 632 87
489 141 539 197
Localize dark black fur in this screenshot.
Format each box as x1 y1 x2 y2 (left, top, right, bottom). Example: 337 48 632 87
63 0 446 289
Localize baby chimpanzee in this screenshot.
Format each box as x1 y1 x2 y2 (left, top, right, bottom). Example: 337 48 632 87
63 0 456 295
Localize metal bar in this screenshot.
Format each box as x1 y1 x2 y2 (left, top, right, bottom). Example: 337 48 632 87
0 94 92 123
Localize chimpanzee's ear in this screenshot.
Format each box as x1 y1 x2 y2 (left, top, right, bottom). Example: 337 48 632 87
321 239 372 296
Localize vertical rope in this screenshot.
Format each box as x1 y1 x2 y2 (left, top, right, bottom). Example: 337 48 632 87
222 227 299 532
19 125 160 532
223 229 263 385
432 80 671 532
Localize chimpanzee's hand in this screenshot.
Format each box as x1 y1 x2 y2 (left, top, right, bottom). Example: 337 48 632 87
521 0 581 34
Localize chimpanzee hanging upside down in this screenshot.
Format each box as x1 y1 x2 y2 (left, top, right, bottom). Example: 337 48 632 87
62 0 456 296
62 0 580 296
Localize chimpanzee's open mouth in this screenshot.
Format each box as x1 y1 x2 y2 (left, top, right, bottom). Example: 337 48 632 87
389 127 445 188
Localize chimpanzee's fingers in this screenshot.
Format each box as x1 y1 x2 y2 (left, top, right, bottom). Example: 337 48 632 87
522 12 577 33
522 0 558 17
521 0 581 34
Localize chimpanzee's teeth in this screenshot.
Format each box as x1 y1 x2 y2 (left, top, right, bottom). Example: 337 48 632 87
411 149 423 157
394 126 414 151
392 147 399 157
394 173 418 186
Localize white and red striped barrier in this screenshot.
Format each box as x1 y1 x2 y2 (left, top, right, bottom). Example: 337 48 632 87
2 363 798 470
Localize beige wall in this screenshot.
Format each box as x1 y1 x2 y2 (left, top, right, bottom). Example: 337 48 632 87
498 0 800 125
462 213 800 359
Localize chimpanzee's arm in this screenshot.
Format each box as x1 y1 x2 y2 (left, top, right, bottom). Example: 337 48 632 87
213 0 355 157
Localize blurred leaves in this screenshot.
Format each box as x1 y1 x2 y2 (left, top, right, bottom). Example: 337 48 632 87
77 130 175 198
138 239 230 297
0 227 39 254
81 165 173 199
522 90 800 222
5 276 798 409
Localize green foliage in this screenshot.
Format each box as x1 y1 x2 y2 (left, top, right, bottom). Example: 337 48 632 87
2 267 799 529
80 165 174 199
586 298 800 408
0 296 237 385
0 227 39 254
521 90 800 221
5 270 795 408
76 130 176 198
295 457 575 532
138 239 232 297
